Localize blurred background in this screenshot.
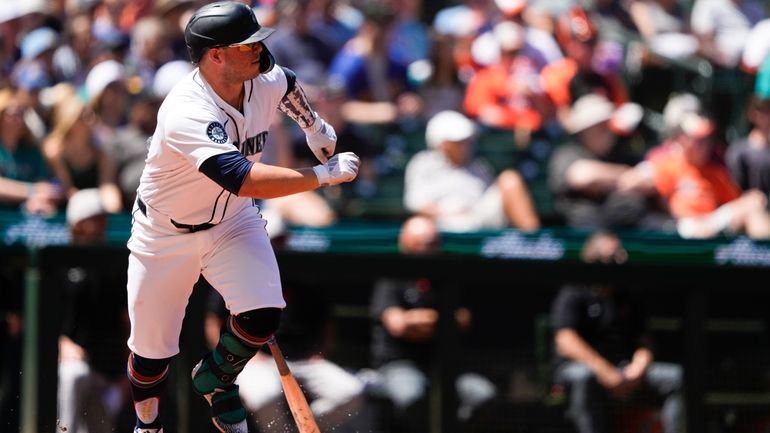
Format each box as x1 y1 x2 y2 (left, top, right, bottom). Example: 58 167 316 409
3 0 770 432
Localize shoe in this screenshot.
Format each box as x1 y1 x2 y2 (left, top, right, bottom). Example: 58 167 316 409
192 359 249 433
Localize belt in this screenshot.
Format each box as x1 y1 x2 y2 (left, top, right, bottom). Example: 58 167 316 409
136 197 216 233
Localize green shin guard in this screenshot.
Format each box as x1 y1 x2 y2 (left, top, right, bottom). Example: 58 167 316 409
192 331 257 395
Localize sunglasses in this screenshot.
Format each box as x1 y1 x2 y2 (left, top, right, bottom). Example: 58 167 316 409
225 42 261 52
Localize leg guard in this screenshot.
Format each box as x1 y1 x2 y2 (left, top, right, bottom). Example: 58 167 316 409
192 307 281 394
192 307 282 428
127 353 172 429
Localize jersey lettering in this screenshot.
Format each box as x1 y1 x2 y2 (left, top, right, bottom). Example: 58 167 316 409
238 131 268 156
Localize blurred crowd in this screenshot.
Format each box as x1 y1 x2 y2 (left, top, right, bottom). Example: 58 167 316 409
4 0 770 431
2 0 770 240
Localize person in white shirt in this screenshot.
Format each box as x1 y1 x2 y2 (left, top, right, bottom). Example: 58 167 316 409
403 110 540 232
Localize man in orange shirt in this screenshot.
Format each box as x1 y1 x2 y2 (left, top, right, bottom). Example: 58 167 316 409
463 21 548 144
540 6 629 130
647 113 770 239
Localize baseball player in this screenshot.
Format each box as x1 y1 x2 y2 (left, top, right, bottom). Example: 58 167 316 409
124 2 360 433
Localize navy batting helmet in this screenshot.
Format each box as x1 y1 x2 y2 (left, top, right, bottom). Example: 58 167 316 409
184 1 275 72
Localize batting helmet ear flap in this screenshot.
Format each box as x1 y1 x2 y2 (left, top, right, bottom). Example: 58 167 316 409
259 42 275 73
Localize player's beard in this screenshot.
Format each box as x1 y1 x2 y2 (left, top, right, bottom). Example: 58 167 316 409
222 50 262 83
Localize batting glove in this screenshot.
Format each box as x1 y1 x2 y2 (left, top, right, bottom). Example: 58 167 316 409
313 152 360 186
304 112 336 163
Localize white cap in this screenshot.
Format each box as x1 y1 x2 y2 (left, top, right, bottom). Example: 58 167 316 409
567 93 615 134
663 92 702 134
152 60 194 98
20 27 59 60
85 59 126 101
470 31 500 67
678 112 714 139
425 110 477 148
493 21 525 52
66 188 106 226
495 0 527 16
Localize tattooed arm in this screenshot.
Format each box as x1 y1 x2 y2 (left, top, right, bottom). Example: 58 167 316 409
278 67 336 162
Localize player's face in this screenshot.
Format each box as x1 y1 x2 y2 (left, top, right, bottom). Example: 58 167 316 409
221 42 264 81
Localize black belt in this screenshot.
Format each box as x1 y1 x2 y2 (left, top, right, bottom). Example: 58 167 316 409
136 198 216 233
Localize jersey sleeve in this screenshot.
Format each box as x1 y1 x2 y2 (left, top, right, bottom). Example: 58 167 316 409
162 101 238 170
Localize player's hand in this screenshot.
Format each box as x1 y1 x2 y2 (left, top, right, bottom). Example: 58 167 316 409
313 152 360 186
304 113 336 163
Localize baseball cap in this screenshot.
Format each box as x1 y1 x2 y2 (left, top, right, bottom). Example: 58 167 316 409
495 0 527 17
567 93 614 134
662 93 702 134
0 0 49 24
493 21 525 52
66 188 107 226
20 27 59 60
679 112 714 139
425 110 477 148
85 60 126 101
11 60 52 91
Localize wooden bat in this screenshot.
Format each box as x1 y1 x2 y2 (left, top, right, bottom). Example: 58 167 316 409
267 336 321 433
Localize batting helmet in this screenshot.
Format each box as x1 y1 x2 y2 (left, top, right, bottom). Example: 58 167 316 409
184 1 275 72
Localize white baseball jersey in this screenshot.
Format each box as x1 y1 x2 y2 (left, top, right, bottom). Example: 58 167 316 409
138 66 288 225
126 66 289 359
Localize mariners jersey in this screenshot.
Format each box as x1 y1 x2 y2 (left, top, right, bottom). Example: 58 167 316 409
137 66 288 225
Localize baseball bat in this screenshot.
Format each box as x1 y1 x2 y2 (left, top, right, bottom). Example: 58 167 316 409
267 336 321 433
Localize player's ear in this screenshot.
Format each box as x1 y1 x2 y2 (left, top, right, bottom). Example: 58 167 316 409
206 47 225 65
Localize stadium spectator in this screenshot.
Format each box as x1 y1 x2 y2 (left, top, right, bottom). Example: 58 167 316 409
57 188 132 433
106 91 161 210
547 93 667 230
204 280 365 433
628 0 693 49
404 110 540 232
726 56 770 196
306 0 359 55
11 26 66 141
690 0 765 69
464 20 550 146
690 0 764 141
741 17 770 74
366 215 497 432
432 0 498 82
473 1 563 72
626 0 698 111
125 16 173 95
540 6 630 132
42 85 123 213
0 87 61 214
151 0 203 61
52 5 101 87
84 59 129 146
11 26 61 90
591 0 640 44
413 31 466 120
388 0 431 70
647 111 770 239
550 230 684 433
328 2 418 124
268 0 338 88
